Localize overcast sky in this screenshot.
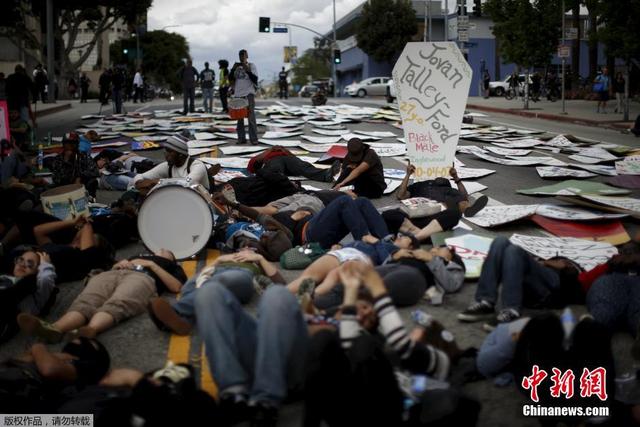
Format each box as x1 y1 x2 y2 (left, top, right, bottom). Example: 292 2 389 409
147 1 486 83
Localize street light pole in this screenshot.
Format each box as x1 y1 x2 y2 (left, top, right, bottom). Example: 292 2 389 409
332 0 338 98
561 0 567 114
46 0 55 103
428 0 432 42
443 0 448 41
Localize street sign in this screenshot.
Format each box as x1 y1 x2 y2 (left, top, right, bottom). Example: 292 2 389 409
273 26 288 33
283 46 297 63
458 15 469 25
557 45 570 58
458 30 469 42
392 42 472 180
565 27 578 40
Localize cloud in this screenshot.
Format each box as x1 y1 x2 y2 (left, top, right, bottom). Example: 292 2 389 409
148 0 365 84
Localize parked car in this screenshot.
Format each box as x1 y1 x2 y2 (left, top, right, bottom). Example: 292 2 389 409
386 79 397 103
299 85 319 97
489 74 532 96
343 82 357 96
346 77 391 97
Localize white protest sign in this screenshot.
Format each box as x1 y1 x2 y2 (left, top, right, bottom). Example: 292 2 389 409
383 179 403 194
536 166 597 179
509 234 618 271
341 133 382 142
535 204 627 221
368 144 407 157
312 128 350 136
384 168 407 180
214 170 247 182
202 157 250 169
194 132 220 140
301 135 343 144
542 135 575 148
354 130 397 138
568 163 617 176
485 146 531 156
219 146 265 156
464 205 539 228
393 42 472 180
578 194 640 214
258 139 301 147
455 166 496 179
615 156 640 175
444 234 493 278
492 139 544 149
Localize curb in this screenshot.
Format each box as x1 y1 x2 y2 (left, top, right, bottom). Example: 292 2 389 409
34 103 71 118
467 103 632 132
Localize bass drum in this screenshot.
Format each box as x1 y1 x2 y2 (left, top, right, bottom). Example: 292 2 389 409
137 181 213 260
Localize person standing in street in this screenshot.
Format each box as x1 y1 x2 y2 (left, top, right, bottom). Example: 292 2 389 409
482 70 491 99
6 65 33 125
613 72 625 114
33 64 48 103
79 73 90 103
230 49 258 145
218 59 230 113
112 67 125 114
278 67 288 99
133 69 144 103
200 62 215 113
178 59 199 115
594 67 610 114
99 69 112 106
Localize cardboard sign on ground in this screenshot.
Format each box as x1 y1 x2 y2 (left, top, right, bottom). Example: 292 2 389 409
464 205 539 228
536 166 597 179
530 215 630 246
392 42 472 180
509 233 618 271
518 180 630 196
605 175 640 189
535 204 627 221
443 233 494 279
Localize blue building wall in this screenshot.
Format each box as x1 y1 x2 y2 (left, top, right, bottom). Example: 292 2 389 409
337 39 614 96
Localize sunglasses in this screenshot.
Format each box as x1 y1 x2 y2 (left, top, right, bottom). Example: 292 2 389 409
15 256 37 269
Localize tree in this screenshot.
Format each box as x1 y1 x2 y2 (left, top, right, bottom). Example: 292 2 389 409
484 0 562 107
1 0 151 96
356 0 417 64
290 37 331 88
110 30 190 93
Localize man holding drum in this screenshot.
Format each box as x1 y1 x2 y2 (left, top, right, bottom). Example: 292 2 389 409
133 134 210 195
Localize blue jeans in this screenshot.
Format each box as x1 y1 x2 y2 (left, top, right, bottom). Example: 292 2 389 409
194 284 308 406
305 197 389 249
475 237 559 311
236 94 258 143
183 86 195 113
100 174 134 191
202 87 214 113
587 273 640 334
171 268 255 322
112 89 123 114
477 323 518 377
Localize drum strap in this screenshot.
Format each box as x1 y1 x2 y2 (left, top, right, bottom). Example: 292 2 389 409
168 157 196 179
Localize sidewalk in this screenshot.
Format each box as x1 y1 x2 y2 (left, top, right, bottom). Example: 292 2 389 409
466 96 638 131
33 101 72 117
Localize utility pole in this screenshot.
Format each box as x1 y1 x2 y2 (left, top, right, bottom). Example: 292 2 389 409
46 0 55 103
561 0 567 114
428 1 433 42
443 0 448 41
423 1 427 42
332 0 339 97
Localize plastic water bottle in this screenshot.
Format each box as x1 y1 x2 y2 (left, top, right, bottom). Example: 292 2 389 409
411 310 433 328
37 143 43 171
561 308 576 349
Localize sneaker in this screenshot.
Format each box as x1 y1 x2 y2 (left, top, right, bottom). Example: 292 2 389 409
457 300 495 322
16 313 64 344
148 298 192 335
250 402 278 427
483 308 520 332
463 195 489 218
219 393 250 426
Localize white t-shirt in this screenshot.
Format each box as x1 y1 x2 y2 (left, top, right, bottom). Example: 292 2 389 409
233 63 258 97
133 72 143 87
132 158 210 190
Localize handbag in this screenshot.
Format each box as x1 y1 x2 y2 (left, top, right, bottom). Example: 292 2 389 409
592 80 604 93
280 243 326 270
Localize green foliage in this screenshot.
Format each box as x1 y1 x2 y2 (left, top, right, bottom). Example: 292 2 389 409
110 30 190 92
356 0 417 64
290 47 331 87
484 0 562 69
598 0 640 62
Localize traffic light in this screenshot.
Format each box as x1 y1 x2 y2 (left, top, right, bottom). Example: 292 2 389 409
473 0 482 17
259 17 271 33
334 49 341 64
123 48 128 54
458 5 467 15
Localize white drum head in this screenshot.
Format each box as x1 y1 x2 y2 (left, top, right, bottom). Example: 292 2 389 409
138 186 213 260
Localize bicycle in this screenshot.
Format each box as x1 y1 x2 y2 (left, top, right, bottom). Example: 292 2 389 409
504 86 518 100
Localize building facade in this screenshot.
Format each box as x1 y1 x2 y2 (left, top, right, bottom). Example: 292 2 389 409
331 1 609 97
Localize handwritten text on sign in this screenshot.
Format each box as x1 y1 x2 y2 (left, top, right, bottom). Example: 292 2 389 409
393 43 472 180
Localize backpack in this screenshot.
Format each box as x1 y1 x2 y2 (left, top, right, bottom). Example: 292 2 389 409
227 169 299 206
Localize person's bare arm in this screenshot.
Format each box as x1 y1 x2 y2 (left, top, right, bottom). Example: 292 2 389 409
34 218 77 245
78 221 96 250
133 258 183 293
334 162 370 189
397 162 415 200
31 344 77 381
449 167 468 200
